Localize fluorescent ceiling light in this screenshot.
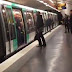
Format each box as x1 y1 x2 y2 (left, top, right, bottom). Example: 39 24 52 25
0 1 12 5
49 0 54 3
58 2 64 4
39 0 44 3
43 3 48 5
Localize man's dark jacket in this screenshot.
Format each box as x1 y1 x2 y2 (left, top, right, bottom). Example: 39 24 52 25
36 15 44 30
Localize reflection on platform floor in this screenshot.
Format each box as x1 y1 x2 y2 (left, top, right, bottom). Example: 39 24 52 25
18 26 72 72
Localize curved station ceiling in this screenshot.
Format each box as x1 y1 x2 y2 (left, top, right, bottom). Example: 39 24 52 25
6 0 59 12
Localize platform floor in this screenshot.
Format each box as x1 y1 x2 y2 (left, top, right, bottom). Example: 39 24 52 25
17 26 72 72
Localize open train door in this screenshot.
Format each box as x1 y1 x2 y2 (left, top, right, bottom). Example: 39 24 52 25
12 8 26 48
2 5 18 55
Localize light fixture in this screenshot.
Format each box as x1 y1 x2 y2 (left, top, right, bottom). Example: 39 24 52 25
0 1 12 5
58 2 63 4
49 0 54 3
38 0 44 3
43 3 48 5
2 9 5 13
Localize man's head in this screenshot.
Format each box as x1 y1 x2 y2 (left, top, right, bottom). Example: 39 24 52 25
37 11 40 15
65 14 67 17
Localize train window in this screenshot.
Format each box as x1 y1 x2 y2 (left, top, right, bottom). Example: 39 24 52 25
25 12 35 33
2 8 9 41
6 8 16 40
2 7 16 41
23 11 35 43
41 13 47 33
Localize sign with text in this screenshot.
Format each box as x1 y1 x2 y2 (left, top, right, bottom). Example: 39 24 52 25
58 3 66 10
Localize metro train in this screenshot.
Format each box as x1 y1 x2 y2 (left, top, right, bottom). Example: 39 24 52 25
0 1 58 62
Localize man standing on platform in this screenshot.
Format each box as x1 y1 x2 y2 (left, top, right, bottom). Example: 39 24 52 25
36 12 46 47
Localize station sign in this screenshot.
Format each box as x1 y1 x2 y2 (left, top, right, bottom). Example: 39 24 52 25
58 3 66 10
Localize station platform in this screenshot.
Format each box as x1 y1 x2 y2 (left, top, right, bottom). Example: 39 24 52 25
1 25 72 72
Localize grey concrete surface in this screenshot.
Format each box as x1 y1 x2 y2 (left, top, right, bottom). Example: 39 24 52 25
17 26 72 72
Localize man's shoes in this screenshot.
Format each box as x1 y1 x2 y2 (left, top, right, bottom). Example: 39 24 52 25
37 44 46 48
37 45 42 47
42 44 46 47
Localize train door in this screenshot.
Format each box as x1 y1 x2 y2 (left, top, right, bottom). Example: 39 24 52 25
12 8 26 48
0 5 6 62
2 5 18 55
56 15 58 26
44 12 48 33
0 23 6 62
41 13 47 34
23 10 35 43
53 15 56 27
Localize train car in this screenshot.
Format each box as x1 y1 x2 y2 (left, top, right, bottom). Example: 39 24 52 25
0 1 58 63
